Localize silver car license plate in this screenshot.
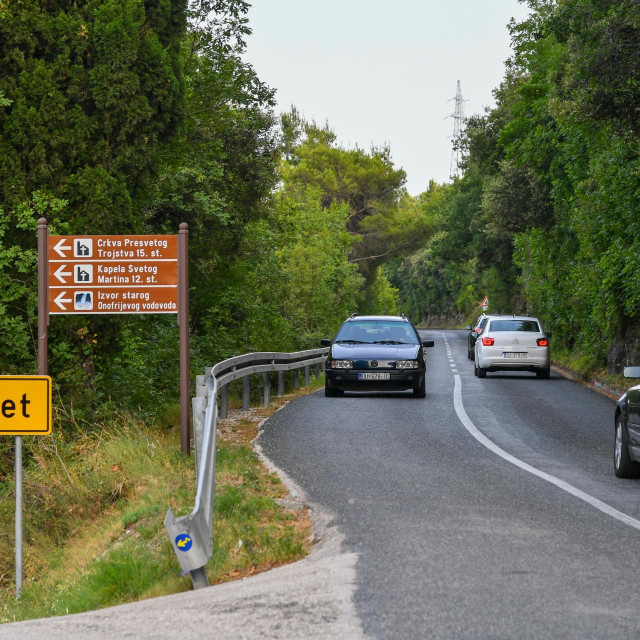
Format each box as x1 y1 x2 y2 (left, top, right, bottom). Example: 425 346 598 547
503 352 527 358
358 372 390 380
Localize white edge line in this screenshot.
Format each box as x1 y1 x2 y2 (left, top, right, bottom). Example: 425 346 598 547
453 374 640 531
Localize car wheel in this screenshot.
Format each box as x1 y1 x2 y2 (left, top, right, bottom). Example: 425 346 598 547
476 364 486 378
614 415 640 478
536 367 550 379
413 375 426 398
325 381 339 398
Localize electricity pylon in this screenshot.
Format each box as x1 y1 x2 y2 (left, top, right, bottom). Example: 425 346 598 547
448 80 466 179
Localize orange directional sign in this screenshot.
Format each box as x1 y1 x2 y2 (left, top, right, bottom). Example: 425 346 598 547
48 235 178 315
0 376 52 436
48 235 177 261
49 286 177 314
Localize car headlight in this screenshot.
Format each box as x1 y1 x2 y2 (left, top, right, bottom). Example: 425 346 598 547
396 360 419 369
330 360 353 369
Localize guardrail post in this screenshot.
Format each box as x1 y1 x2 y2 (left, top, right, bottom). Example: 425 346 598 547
262 372 270 406
195 375 207 398
277 371 284 396
242 376 250 411
304 365 310 386
293 369 299 388
314 363 320 378
192 397 207 475
220 384 229 419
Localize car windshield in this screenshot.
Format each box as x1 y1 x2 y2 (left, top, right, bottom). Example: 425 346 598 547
335 320 418 344
490 319 540 332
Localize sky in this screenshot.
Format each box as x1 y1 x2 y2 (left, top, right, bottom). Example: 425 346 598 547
243 0 531 195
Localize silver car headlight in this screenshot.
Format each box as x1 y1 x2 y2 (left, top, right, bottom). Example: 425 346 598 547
330 360 353 369
396 360 419 369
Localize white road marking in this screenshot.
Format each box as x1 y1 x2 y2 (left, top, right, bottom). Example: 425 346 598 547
453 374 640 531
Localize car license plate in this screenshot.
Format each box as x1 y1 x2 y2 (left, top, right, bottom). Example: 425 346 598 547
358 372 390 380
503 352 527 358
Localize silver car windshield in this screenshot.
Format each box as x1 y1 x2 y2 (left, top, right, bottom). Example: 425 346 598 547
335 320 419 344
490 320 540 332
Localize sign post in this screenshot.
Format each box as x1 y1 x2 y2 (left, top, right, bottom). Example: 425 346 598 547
1 376 53 598
25 221 190 597
178 223 190 455
45 226 189 454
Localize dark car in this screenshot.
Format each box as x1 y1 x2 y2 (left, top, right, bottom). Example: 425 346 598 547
614 366 640 478
321 314 434 398
465 314 492 360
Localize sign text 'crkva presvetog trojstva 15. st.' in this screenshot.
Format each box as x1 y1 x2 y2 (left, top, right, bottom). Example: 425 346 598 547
48 235 178 314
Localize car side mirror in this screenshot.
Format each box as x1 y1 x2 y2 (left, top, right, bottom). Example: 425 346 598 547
320 338 332 347
422 340 435 348
465 325 472 331
623 366 640 379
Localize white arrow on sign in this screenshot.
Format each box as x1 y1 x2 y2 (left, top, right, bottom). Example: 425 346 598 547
54 264 72 283
53 239 71 257
54 291 72 311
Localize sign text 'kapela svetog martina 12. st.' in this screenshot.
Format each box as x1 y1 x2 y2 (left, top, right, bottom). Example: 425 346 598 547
48 235 178 314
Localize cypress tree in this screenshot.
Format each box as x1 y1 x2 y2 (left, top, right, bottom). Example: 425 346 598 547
0 0 186 232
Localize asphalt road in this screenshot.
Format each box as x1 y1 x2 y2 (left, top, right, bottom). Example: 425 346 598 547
4 329 640 639
258 329 640 639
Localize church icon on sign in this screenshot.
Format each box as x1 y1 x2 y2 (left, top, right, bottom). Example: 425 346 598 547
74 264 93 284
74 239 93 258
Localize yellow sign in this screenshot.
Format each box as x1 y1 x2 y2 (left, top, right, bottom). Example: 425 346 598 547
0 376 52 435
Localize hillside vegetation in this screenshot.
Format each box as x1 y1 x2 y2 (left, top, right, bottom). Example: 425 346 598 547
0 0 638 612
388 0 640 375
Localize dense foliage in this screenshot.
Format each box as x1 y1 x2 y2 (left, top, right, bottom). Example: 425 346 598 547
389 0 640 373
0 0 415 452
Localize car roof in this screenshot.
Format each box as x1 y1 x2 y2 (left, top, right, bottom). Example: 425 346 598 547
489 315 541 322
346 315 408 322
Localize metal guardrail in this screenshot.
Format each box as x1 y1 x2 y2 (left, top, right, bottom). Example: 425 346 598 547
164 347 329 589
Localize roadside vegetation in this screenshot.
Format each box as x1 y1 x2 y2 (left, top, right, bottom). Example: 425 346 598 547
387 0 640 380
0 378 320 622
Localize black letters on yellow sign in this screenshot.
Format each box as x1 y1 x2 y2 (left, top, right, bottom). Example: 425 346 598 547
0 376 51 435
1 394 31 418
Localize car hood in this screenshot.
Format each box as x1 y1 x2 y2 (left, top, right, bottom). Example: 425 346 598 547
331 343 420 360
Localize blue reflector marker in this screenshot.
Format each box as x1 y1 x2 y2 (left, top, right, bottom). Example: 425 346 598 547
175 533 193 551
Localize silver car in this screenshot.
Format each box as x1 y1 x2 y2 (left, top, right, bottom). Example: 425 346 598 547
474 316 550 379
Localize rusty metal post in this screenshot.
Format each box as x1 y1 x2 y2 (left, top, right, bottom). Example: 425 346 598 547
178 223 190 455
37 218 48 376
